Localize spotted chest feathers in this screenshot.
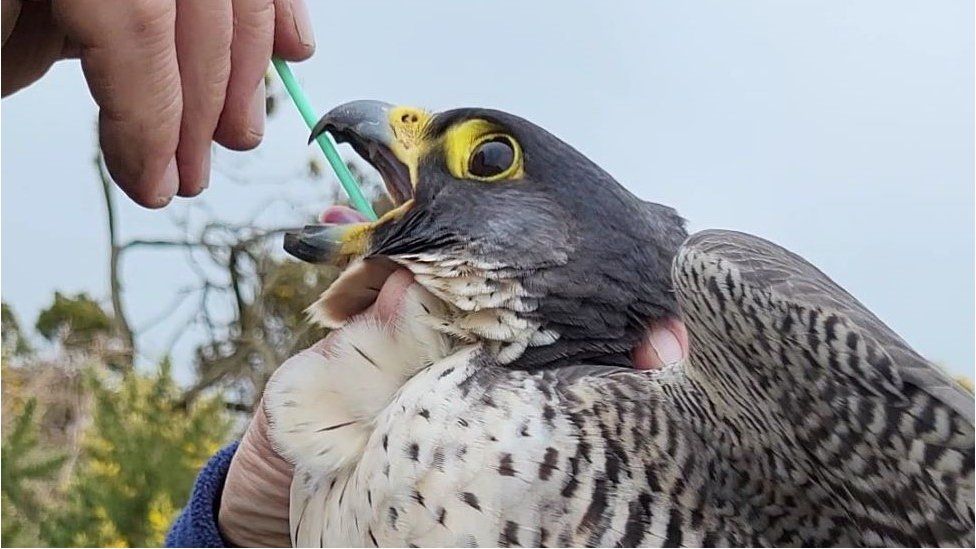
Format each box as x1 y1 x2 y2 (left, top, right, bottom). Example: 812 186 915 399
268 291 732 547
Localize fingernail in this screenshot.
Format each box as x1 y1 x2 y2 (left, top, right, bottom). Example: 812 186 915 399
649 325 682 366
154 158 179 207
293 1 315 48
199 148 211 190
247 81 266 141
181 152 210 197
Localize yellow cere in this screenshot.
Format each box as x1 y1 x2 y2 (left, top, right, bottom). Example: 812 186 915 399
443 119 524 182
336 222 375 259
387 106 433 186
336 200 417 259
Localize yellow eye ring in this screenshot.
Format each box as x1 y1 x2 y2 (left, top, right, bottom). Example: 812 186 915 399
443 119 524 181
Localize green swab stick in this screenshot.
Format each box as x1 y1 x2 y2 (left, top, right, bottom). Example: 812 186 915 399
271 58 378 220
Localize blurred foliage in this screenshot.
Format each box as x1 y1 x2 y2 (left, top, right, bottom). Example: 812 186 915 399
35 292 114 350
2 302 232 548
2 302 33 356
257 256 338 345
188 246 339 410
1 399 68 546
45 362 230 547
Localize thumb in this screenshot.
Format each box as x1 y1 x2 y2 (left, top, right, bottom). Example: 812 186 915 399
218 400 293 547
633 317 689 371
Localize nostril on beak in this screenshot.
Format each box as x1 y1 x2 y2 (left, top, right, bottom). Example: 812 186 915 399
393 107 427 130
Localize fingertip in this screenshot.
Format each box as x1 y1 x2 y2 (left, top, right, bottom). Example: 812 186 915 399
248 78 267 142
150 158 180 207
103 148 179 209
218 0 273 151
272 0 315 61
177 146 211 197
272 39 315 62
174 0 230 197
632 335 664 371
215 80 266 151
633 317 689 371
134 158 180 209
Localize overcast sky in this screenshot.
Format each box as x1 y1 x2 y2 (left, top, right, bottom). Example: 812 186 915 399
2 1 973 379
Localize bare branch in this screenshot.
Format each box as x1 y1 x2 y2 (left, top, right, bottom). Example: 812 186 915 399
95 152 135 366
120 239 218 252
134 285 198 333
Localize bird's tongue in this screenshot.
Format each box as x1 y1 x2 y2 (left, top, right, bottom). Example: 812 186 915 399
319 205 368 225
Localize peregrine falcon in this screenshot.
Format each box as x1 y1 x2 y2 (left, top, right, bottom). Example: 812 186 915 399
271 100 975 547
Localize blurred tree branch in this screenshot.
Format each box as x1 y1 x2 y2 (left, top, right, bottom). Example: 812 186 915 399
79 75 382 413
95 152 134 366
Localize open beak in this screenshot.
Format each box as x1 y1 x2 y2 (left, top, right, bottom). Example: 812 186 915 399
284 100 418 265
308 100 413 204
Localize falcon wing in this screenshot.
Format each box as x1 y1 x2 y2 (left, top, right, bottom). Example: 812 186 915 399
671 229 974 546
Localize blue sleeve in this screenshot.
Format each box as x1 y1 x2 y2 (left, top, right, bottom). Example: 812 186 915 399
166 441 240 548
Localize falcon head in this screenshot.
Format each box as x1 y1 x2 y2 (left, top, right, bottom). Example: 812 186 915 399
285 100 687 368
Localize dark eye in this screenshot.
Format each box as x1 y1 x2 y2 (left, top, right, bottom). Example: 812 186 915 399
468 136 516 178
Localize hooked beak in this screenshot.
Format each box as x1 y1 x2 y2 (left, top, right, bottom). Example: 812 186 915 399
309 100 414 206
285 100 424 265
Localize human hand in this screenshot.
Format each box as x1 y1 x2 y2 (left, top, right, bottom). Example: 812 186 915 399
1 0 314 207
217 399 293 547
